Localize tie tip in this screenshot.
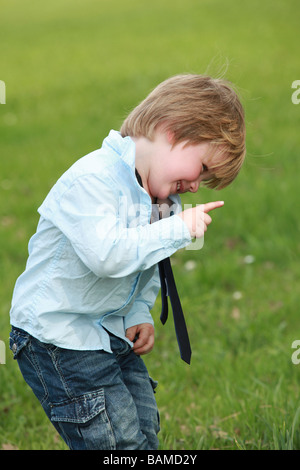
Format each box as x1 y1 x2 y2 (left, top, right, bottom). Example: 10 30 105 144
182 354 192 365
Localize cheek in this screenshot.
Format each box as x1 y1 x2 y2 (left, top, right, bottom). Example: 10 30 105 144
180 152 202 181
183 167 201 183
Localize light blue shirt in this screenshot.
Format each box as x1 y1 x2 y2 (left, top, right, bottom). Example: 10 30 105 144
10 131 192 352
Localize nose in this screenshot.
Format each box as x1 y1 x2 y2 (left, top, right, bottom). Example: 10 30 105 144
189 181 200 193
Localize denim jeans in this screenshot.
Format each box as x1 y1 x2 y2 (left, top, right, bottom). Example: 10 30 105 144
9 326 160 450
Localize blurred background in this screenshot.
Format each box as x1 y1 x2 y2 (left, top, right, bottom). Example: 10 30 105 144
1 0 300 450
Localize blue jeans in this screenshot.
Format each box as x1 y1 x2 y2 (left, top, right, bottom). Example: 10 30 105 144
9 326 160 450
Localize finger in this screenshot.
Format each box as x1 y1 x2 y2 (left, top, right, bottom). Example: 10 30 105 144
203 213 212 225
134 336 154 355
125 326 138 342
195 214 211 232
133 328 154 354
132 328 149 349
202 201 224 213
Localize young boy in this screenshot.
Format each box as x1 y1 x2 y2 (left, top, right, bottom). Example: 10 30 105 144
9 74 246 450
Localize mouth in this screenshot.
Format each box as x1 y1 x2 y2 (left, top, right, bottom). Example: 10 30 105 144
176 180 183 193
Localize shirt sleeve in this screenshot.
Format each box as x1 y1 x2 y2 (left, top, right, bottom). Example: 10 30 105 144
38 173 192 278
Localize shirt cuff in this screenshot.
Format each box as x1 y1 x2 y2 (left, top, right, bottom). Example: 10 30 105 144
154 214 192 255
124 302 155 331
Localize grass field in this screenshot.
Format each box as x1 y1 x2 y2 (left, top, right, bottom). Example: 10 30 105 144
1 0 300 450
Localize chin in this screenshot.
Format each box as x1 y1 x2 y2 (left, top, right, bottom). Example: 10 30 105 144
158 193 170 200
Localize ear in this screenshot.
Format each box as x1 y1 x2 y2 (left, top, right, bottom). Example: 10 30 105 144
166 129 175 145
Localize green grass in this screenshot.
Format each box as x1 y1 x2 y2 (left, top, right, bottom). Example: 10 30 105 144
1 0 300 450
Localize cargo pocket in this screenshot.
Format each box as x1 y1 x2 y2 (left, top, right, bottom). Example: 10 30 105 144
9 327 30 359
50 389 116 450
149 376 160 435
149 376 158 393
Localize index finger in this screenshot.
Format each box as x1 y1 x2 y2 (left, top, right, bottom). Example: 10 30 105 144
202 201 224 213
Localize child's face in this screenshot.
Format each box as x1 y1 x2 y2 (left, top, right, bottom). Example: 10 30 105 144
146 132 214 201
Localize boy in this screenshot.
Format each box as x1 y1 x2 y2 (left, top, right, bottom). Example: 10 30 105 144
9 74 246 450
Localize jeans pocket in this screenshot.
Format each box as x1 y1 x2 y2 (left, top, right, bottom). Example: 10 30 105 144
50 389 115 450
9 327 30 359
149 376 158 393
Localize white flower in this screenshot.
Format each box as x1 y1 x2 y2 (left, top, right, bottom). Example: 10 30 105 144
184 260 197 271
233 291 243 300
244 255 255 264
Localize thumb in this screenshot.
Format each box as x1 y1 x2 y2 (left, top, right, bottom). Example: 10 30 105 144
125 325 138 342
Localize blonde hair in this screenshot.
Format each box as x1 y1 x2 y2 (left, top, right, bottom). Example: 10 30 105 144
120 74 246 189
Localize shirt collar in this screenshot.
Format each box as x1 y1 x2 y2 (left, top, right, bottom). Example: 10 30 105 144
102 130 136 171
102 130 182 211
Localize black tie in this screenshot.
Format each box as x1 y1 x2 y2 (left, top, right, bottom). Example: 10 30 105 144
135 169 192 364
